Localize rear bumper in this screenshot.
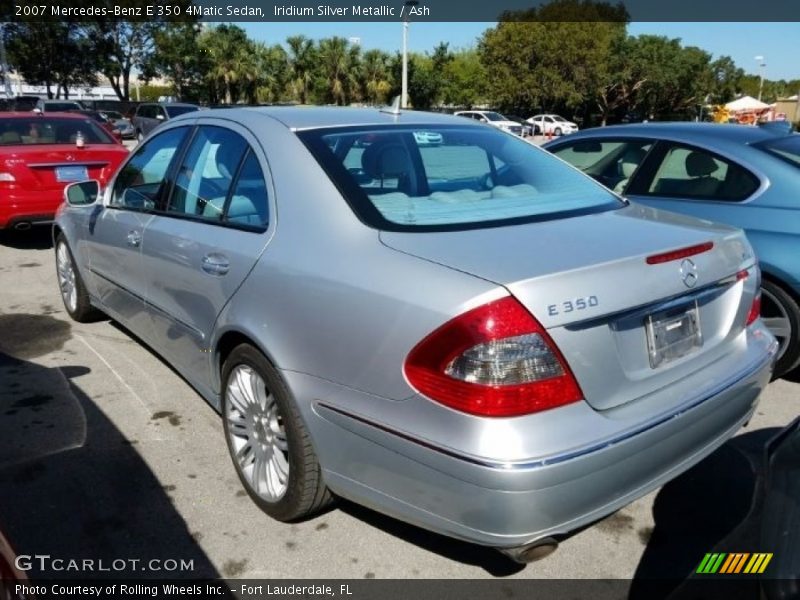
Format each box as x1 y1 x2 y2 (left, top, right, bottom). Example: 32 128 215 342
291 324 777 548
0 190 61 229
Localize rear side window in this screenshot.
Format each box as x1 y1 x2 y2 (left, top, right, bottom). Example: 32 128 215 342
644 144 759 201
165 126 268 229
299 125 621 231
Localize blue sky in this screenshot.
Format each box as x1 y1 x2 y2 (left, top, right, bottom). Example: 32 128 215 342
241 22 800 81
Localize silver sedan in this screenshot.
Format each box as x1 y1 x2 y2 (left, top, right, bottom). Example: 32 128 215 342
53 107 777 563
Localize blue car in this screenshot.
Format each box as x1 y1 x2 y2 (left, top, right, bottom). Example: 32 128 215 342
546 123 800 378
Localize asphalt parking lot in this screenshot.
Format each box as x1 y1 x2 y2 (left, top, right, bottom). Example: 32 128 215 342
0 226 798 587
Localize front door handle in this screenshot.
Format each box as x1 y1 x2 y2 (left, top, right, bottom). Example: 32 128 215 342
126 230 142 247
201 253 230 276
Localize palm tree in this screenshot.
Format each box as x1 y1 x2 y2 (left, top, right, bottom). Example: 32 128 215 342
200 25 251 104
360 49 392 105
318 37 355 105
286 35 315 104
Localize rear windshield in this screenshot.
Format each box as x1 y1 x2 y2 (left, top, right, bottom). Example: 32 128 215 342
165 105 198 118
754 135 800 169
298 125 621 231
0 117 115 145
483 112 507 122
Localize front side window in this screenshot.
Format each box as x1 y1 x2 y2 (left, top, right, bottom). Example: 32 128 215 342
644 144 759 201
111 127 188 210
550 139 653 192
300 125 621 231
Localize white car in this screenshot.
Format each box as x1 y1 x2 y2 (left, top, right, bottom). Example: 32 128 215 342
527 114 579 136
413 130 444 145
454 110 524 136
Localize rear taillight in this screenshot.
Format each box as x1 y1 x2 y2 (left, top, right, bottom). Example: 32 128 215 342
404 296 583 417
746 292 761 326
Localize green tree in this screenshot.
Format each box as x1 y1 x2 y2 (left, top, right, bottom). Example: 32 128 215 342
479 0 628 114
286 35 316 104
316 37 360 105
359 49 393 105
441 49 486 108
199 24 252 104
5 21 97 99
146 22 206 101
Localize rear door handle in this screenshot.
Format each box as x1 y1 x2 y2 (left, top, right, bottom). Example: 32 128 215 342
126 230 142 247
201 253 230 276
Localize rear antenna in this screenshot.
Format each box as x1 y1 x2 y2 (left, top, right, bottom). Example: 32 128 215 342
380 95 402 116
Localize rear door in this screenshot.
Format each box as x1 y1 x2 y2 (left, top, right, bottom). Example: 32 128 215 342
85 126 190 335
140 120 273 385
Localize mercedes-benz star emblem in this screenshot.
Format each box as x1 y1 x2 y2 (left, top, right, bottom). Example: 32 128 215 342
680 258 698 288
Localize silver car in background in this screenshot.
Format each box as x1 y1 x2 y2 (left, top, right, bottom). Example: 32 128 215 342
53 107 777 562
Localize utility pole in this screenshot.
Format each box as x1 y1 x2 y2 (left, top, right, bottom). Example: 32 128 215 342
401 1 418 109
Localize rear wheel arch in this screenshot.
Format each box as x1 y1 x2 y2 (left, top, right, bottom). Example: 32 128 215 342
758 271 800 378
215 330 281 394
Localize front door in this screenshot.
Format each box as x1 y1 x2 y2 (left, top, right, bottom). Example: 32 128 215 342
139 121 273 387
85 126 190 336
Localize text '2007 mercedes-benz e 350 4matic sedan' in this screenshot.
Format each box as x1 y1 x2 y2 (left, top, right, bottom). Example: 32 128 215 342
53 106 777 563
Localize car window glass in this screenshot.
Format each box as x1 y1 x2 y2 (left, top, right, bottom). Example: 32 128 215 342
166 126 247 221
224 150 269 228
305 126 620 229
646 144 759 201
551 140 652 192
111 127 187 210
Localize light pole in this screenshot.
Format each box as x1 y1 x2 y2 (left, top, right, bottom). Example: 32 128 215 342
755 55 766 102
401 0 418 109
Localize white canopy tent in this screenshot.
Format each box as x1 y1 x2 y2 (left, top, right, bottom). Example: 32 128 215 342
725 96 770 111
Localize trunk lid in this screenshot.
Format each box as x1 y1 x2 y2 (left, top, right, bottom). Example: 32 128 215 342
2 144 128 190
381 204 759 410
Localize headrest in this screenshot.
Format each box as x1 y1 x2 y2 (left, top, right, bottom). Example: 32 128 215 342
619 147 646 178
361 140 412 179
685 151 718 177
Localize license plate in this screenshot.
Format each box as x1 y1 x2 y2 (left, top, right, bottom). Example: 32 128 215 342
55 166 88 182
645 301 702 368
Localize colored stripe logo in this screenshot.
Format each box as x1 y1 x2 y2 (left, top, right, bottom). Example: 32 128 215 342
696 553 773 574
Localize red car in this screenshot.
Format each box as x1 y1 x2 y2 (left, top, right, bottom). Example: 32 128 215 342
0 112 128 230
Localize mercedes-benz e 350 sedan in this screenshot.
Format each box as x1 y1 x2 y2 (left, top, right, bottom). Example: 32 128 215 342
54 107 777 562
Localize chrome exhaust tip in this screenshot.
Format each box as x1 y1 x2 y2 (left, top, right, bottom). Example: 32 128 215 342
13 222 31 231
498 537 559 564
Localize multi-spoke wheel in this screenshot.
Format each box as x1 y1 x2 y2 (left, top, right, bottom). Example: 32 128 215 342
760 280 800 379
222 344 332 521
55 233 100 322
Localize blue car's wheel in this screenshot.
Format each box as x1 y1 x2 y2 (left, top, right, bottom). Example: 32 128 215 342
761 279 800 378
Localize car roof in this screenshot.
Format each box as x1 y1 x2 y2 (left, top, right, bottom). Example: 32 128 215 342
189 106 482 131
567 122 784 144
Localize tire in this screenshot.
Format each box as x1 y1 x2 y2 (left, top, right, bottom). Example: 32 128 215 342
222 344 332 521
55 234 101 323
554 127 563 136
760 279 800 379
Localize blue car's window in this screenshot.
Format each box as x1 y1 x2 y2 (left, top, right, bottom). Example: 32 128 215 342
754 135 800 169
642 143 759 202
300 126 621 231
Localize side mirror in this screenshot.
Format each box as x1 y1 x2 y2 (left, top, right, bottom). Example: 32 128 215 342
64 180 100 206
